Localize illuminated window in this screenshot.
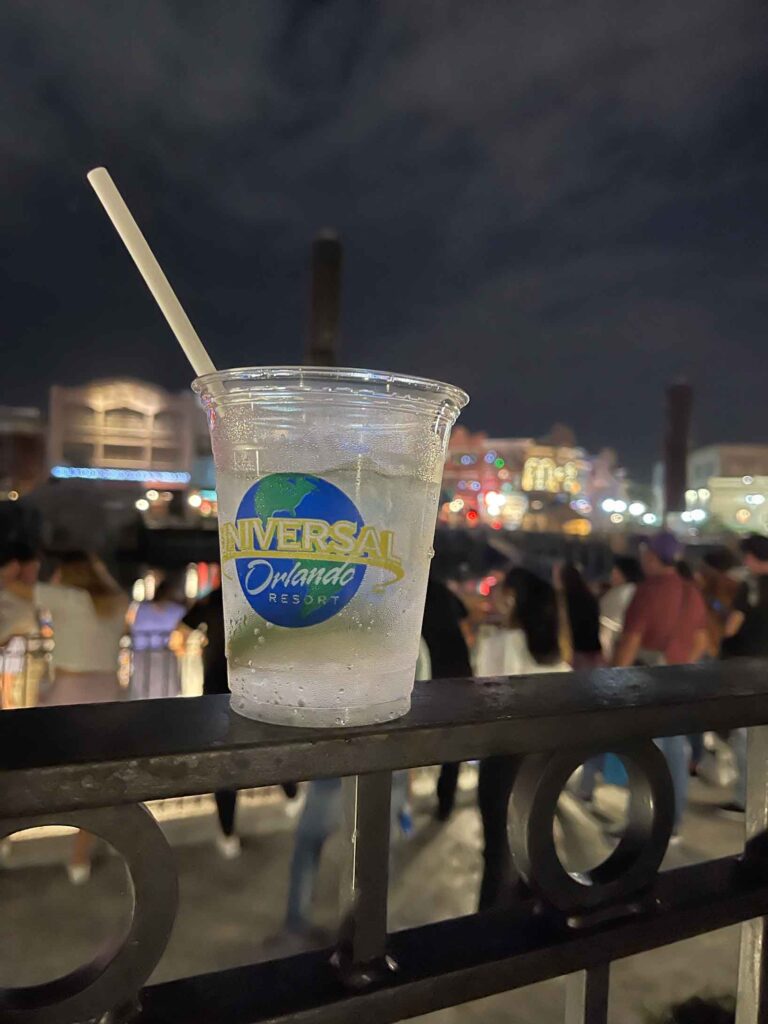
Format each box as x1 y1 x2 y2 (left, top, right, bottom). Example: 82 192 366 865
522 457 557 492
105 407 146 431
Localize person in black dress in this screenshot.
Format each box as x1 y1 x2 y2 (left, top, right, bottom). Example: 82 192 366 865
183 584 297 856
420 575 472 820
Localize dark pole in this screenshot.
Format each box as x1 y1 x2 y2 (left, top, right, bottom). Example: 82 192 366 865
306 231 342 367
663 381 692 517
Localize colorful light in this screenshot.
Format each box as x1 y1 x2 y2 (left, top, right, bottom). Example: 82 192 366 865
135 498 150 512
494 457 505 468
466 509 479 522
188 493 203 508
484 451 496 464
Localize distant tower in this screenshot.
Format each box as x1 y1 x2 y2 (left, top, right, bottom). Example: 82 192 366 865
305 231 342 367
663 381 693 516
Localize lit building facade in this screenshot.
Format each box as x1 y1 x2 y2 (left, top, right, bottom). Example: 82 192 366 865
440 429 628 534
48 379 197 486
682 445 768 533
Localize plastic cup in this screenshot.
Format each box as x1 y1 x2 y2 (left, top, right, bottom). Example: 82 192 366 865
192 366 468 727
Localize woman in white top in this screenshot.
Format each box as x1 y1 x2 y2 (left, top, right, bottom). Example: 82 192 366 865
37 552 129 884
476 568 571 911
39 552 129 700
598 556 643 660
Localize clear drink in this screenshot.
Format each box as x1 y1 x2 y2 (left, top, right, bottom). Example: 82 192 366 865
193 367 467 727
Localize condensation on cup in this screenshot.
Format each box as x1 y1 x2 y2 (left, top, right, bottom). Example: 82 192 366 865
193 366 468 728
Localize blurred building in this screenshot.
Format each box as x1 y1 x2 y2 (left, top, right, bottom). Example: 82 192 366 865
48 379 198 484
441 428 630 534
680 444 768 534
0 406 46 499
688 444 768 488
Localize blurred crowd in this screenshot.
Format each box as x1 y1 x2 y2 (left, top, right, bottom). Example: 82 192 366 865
427 529 767 914
2 530 767 938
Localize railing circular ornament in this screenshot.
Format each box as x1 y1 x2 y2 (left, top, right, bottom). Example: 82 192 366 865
509 740 674 913
0 803 178 1024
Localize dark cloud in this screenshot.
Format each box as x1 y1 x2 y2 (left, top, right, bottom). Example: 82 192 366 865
1 0 767 474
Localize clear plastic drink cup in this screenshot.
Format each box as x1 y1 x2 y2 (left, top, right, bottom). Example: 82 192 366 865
192 366 468 727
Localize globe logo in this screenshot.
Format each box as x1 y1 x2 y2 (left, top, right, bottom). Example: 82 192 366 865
233 473 367 627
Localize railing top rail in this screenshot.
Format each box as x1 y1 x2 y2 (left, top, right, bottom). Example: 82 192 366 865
3 659 768 817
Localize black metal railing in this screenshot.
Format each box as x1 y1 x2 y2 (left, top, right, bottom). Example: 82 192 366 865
3 659 768 1024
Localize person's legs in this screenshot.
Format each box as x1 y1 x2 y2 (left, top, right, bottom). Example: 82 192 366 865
655 736 690 833
436 763 461 820
578 755 604 801
285 779 342 931
215 790 237 836
688 733 705 770
478 756 520 911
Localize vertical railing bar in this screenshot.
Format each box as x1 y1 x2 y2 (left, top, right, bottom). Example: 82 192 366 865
736 725 768 1024
565 964 610 1024
336 771 394 987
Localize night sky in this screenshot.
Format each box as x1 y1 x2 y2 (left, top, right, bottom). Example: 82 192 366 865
2 1 768 477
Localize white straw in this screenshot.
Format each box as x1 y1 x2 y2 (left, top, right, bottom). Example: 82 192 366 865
87 167 217 377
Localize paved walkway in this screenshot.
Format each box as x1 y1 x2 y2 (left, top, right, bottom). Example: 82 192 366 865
0 770 745 1023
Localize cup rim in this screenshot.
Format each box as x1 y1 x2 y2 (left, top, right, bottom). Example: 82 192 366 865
191 365 469 409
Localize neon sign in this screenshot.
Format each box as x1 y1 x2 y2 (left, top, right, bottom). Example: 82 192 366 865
51 466 191 484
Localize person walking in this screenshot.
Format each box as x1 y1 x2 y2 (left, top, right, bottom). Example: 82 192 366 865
599 556 643 660
283 640 431 934
699 548 742 657
39 552 128 705
475 568 571 910
614 532 708 837
0 543 50 708
421 575 472 821
37 551 129 883
559 563 604 670
130 577 186 698
181 582 299 858
183 584 242 857
718 535 768 816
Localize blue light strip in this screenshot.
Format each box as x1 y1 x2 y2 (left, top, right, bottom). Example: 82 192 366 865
51 466 191 484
